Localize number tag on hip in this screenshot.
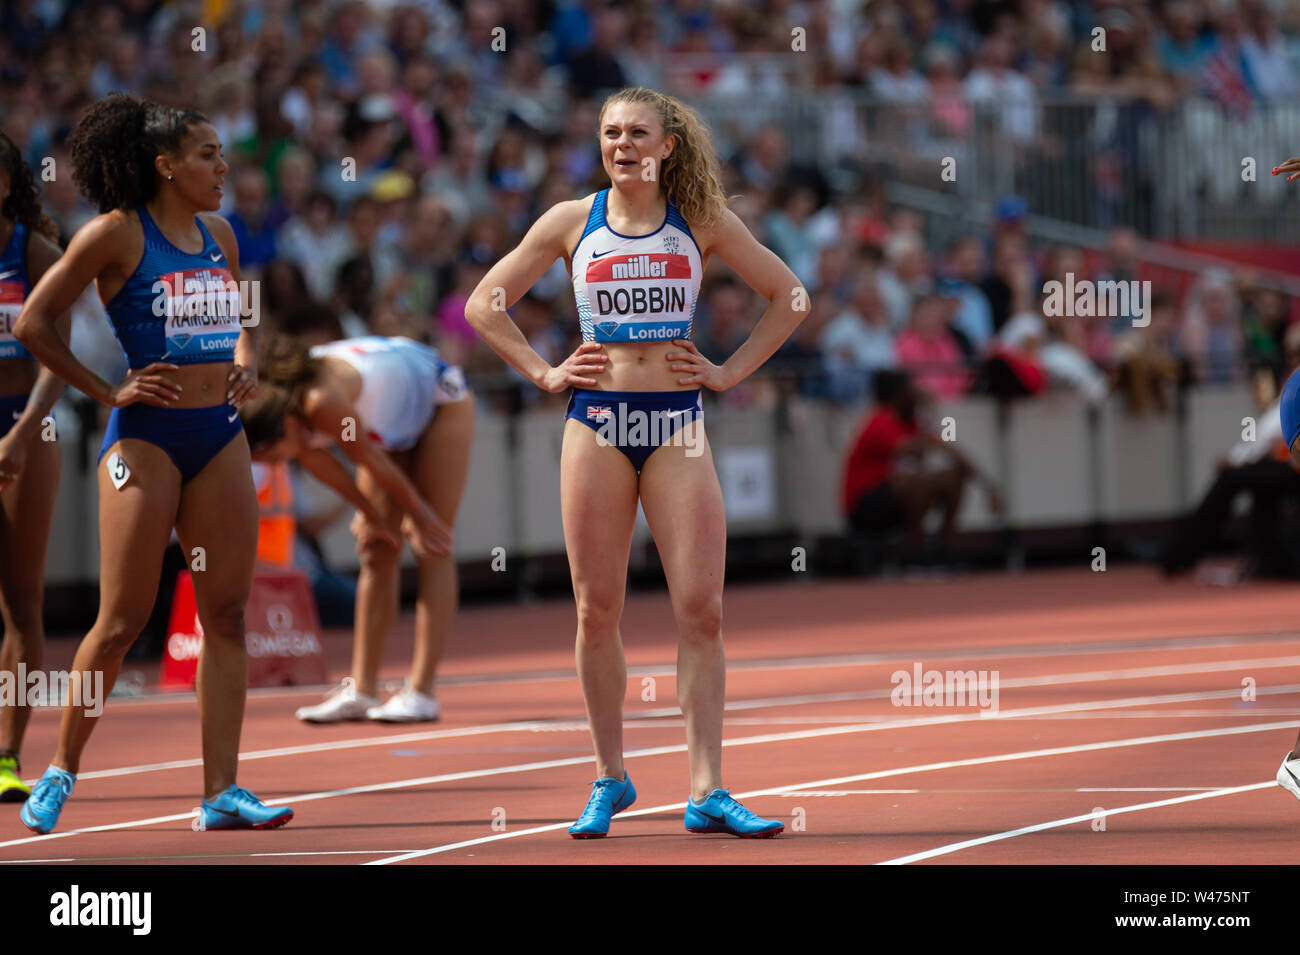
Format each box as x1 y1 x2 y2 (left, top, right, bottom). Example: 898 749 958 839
105 451 131 490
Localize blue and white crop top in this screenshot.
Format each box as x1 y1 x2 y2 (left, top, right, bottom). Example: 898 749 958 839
570 189 702 344
0 223 32 360
105 206 242 369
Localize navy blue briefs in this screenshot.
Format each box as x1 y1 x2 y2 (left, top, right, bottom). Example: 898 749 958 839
0 394 25 440
99 401 243 483
565 388 703 473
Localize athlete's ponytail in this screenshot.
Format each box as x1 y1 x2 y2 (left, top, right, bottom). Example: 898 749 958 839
67 93 208 213
0 130 61 243
599 88 732 229
239 334 322 453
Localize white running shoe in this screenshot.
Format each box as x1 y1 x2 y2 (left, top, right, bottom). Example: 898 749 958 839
1278 753 1300 802
295 678 380 723
366 684 441 722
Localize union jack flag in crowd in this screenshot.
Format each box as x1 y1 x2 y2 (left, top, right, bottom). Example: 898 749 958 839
1200 41 1255 119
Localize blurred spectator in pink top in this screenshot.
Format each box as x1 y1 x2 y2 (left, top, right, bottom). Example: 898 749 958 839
896 293 972 400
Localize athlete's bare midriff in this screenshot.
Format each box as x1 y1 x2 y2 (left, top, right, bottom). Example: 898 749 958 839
594 341 694 392
151 361 237 409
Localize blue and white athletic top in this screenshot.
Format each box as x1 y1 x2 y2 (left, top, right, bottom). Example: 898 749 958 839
570 189 702 344
105 206 242 369
309 336 467 451
0 223 32 360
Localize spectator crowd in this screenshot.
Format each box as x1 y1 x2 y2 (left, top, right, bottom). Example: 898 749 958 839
0 0 1297 418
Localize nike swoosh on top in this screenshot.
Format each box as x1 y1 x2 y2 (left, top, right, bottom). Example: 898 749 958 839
591 250 616 258
210 252 222 262
0 269 17 281
227 412 239 423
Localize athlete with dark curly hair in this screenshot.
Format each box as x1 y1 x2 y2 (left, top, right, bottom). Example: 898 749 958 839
13 93 292 833
0 130 71 803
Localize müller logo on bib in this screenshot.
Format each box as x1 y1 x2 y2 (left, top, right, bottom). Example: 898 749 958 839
151 268 245 357
585 251 693 342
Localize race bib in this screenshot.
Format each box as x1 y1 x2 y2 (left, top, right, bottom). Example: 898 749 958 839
153 267 242 360
0 279 31 360
584 252 693 343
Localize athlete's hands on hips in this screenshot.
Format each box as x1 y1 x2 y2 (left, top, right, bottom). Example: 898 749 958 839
0 432 28 491
1274 158 1300 182
226 363 258 407
402 507 454 559
539 342 606 393
108 362 183 407
666 339 733 390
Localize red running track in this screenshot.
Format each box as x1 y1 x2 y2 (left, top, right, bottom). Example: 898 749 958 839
3 566 1299 865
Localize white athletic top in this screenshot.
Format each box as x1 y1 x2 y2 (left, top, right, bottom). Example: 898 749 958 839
570 189 703 344
308 336 466 451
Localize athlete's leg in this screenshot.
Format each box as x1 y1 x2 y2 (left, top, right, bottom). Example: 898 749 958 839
52 439 180 773
408 397 475 695
174 431 258 798
638 419 726 802
562 417 639 781
352 458 405 697
0 434 60 756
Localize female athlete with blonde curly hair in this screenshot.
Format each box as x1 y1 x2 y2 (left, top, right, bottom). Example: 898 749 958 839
468 88 808 838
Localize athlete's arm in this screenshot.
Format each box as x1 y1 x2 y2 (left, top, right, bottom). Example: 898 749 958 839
901 432 1003 510
465 199 607 392
202 213 258 406
302 384 452 557
13 212 181 407
680 208 808 389
9 231 71 443
297 446 395 535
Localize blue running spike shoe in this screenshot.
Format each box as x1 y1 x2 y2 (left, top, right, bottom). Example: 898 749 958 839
569 774 636 838
685 789 784 838
20 765 75 834
193 785 294 831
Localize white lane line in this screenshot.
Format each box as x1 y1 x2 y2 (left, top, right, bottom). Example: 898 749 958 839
0 858 75 864
876 783 1276 865
723 709 1300 725
367 719 1300 864
247 850 419 857
774 787 1229 796
4 685 1294 857
46 656 1300 786
0 849 421 864
56 719 590 784
0 852 421 867
60 632 1300 708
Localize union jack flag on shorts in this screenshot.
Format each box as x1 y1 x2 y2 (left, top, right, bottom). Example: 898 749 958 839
587 405 612 422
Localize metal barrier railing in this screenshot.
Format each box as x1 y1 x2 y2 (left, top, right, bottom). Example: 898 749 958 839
685 89 1300 242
